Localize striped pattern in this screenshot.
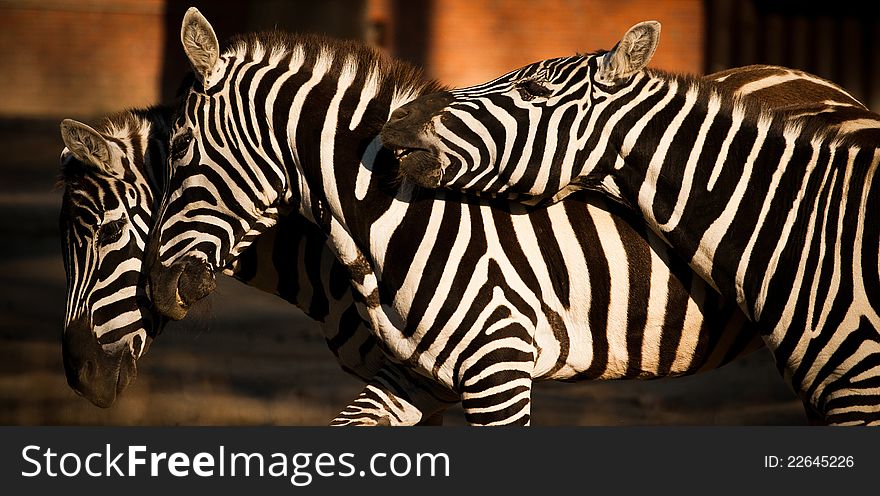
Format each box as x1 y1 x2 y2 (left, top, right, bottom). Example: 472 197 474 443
60 108 170 358
59 108 453 424
392 29 880 424
149 10 774 426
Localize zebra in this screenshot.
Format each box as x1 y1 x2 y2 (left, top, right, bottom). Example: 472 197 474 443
57 64 856 424
141 9 871 425
381 21 880 425
58 107 453 424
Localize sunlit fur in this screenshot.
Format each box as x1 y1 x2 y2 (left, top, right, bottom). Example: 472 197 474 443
59 106 452 423
149 25 796 426
60 107 169 358
406 48 880 424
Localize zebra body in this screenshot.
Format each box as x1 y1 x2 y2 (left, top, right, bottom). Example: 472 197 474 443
384 22 880 424
139 9 871 425
705 64 880 143
59 108 452 424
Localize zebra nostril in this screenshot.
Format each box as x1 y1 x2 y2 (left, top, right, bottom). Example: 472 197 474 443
79 359 95 385
389 107 411 122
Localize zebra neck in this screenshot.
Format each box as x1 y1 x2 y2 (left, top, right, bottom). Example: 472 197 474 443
602 75 880 324
244 61 431 362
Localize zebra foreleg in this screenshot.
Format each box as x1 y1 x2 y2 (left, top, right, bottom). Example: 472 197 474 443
330 363 456 426
459 340 535 426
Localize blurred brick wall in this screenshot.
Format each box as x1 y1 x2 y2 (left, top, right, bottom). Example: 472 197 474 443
0 0 703 118
0 0 165 119
369 0 704 87
0 0 367 119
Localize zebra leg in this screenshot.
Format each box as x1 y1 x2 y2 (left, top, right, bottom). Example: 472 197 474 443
459 336 535 426
330 363 457 426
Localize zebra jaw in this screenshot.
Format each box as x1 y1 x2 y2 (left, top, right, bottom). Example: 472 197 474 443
383 144 442 188
399 150 441 188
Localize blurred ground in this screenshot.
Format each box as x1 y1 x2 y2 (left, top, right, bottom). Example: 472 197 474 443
0 119 807 426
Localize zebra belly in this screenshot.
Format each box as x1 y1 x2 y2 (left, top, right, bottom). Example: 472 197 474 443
531 202 753 381
378 197 754 390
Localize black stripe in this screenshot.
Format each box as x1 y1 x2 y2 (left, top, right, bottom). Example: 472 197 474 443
565 196 610 379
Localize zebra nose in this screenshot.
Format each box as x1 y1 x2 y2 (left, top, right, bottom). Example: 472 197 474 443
62 317 137 408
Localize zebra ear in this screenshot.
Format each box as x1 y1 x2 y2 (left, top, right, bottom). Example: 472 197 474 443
60 119 119 177
180 7 219 87
597 21 660 85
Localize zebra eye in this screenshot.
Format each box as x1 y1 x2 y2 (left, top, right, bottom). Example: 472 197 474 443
97 217 126 245
171 131 193 162
516 79 552 100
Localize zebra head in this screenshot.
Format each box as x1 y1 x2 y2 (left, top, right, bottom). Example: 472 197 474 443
148 8 285 320
58 109 169 407
381 21 661 200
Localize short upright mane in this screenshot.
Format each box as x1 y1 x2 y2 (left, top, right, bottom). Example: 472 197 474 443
59 106 171 185
221 31 446 97
643 68 867 148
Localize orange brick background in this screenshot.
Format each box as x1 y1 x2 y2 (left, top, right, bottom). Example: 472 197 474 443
0 0 704 118
0 0 165 118
2 1 877 118
375 0 704 87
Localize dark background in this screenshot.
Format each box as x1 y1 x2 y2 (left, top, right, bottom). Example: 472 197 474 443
4 0 876 425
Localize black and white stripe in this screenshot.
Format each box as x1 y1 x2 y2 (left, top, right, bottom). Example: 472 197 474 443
144 9 808 426
388 21 880 425
58 107 453 424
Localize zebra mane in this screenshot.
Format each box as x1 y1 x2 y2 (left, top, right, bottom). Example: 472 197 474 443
642 67 874 149
220 30 446 97
58 105 172 186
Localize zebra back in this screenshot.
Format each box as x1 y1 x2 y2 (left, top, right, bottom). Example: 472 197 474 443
381 21 880 424
705 64 880 144
148 10 776 426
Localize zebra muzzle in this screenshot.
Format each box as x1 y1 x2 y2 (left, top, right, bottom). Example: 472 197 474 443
149 256 216 321
380 91 453 189
62 317 137 408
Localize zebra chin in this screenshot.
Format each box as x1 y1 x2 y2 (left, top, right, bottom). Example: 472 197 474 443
148 255 217 321
397 151 443 189
62 317 138 408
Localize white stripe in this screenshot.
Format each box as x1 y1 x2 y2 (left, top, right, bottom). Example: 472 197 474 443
535 98 582 196
350 64 380 131
640 233 672 375
321 55 357 219
706 106 745 191
637 83 697 233
391 199 446 316
671 277 708 372
692 114 771 294
766 143 828 354
622 80 680 159
735 72 804 96
579 73 661 183
837 118 880 135
734 125 797 310
355 137 382 201
94 310 142 338
478 99 519 192
659 92 722 232
592 208 631 378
